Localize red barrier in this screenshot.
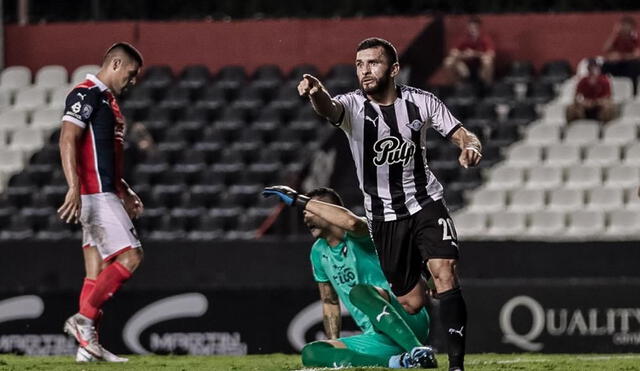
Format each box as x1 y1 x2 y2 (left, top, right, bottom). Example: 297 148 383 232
444 11 640 72
6 17 431 75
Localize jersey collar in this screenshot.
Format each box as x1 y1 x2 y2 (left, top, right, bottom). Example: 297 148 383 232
86 74 109 92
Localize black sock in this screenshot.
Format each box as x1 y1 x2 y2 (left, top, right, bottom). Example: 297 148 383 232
437 287 467 370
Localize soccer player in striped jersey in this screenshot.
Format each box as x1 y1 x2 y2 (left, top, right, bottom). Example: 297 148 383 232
58 42 144 362
263 186 436 368
297 38 482 371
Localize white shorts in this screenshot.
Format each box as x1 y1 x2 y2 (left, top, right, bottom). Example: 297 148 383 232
80 192 141 261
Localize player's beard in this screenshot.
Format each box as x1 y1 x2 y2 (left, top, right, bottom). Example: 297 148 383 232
360 69 392 96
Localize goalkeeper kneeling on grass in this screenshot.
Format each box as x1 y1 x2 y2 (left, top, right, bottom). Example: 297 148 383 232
262 185 437 369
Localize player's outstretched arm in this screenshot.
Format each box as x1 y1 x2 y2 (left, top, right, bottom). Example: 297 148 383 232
449 126 482 169
58 122 84 223
297 74 344 123
318 282 341 340
262 186 368 237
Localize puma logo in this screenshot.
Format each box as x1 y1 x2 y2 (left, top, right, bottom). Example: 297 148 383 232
76 92 87 100
376 305 390 322
102 99 109 105
365 115 379 127
448 326 464 337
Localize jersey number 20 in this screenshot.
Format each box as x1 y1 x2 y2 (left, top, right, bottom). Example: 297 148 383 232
438 218 457 241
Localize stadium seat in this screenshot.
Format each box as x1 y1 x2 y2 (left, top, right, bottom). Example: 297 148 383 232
0 214 34 239
178 64 211 90
1 66 31 91
251 64 283 95
10 128 44 152
503 60 534 84
71 65 100 85
0 109 29 132
566 210 605 237
544 144 581 167
196 85 227 112
625 188 640 211
586 187 624 212
226 184 263 208
606 210 640 237
36 215 74 240
542 102 567 122
583 144 620 166
484 82 514 105
602 123 637 146
508 189 545 212
31 107 63 131
231 88 264 120
468 188 506 212
485 165 524 190
208 206 243 231
141 65 174 90
215 65 247 99
509 102 537 124
605 165 640 189
288 64 320 81
525 124 561 146
13 87 47 111
565 166 602 190
189 184 223 208
34 65 68 90
210 163 243 185
187 214 225 240
527 210 565 237
526 81 555 104
0 149 24 174
526 166 562 190
487 211 526 238
48 86 71 109
540 60 572 85
623 143 640 166
452 211 486 238
611 77 633 104
563 122 600 145
505 143 542 167
547 189 584 212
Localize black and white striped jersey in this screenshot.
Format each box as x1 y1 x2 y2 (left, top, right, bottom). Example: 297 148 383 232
333 85 461 222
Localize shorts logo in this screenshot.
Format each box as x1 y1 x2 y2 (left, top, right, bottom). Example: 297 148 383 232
71 102 82 114
81 104 93 119
406 119 424 131
372 136 416 167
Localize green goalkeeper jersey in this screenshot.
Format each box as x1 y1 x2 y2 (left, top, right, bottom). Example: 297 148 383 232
310 232 392 335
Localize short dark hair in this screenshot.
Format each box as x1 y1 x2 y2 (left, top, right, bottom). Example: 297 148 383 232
306 187 344 207
357 37 398 65
103 42 144 67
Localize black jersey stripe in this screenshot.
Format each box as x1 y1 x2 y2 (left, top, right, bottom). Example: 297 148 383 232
379 104 410 217
363 101 384 218
406 100 433 205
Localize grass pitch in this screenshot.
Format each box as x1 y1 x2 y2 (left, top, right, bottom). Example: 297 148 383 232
1 353 640 370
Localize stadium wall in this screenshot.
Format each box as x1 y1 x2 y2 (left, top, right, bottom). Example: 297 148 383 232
6 11 640 78
5 16 431 75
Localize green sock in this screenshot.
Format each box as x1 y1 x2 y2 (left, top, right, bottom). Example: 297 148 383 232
301 341 389 367
349 284 423 352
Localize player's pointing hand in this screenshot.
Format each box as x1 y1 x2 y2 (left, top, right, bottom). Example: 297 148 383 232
298 74 323 97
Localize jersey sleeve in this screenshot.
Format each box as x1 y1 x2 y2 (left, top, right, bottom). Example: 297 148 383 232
331 93 355 133
310 244 330 283
346 231 377 252
61 87 98 129
423 94 462 139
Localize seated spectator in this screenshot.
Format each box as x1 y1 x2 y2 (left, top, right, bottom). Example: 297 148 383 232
566 59 616 123
444 16 495 85
602 16 640 93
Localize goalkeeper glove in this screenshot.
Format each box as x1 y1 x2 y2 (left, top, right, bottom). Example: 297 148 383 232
262 185 310 208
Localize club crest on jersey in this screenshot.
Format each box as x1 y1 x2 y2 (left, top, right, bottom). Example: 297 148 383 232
406 119 424 131
81 104 93 119
373 136 416 167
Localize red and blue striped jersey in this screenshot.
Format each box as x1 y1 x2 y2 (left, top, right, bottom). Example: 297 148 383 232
61 74 126 195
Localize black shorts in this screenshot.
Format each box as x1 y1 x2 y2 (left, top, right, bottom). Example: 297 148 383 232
371 200 459 297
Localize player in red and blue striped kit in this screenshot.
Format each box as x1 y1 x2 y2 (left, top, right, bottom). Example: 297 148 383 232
58 42 144 362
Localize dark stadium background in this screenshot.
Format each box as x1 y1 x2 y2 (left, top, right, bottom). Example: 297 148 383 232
0 0 639 357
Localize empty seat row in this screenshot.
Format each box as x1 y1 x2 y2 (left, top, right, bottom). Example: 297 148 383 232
454 209 640 239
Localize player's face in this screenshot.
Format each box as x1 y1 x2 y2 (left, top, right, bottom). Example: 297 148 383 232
468 22 480 38
302 196 334 239
356 47 395 95
114 61 140 96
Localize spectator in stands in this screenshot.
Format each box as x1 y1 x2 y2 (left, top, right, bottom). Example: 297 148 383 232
124 121 156 181
566 59 616 123
602 16 640 93
444 16 495 85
